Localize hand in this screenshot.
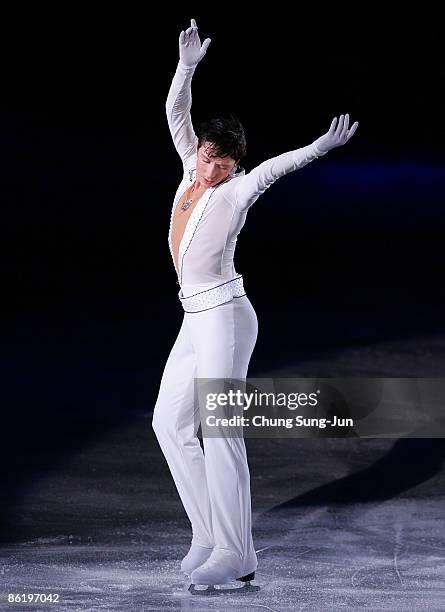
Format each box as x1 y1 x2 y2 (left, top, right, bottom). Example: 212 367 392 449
179 18 211 67
314 114 359 153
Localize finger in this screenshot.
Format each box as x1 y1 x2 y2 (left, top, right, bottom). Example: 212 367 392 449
336 114 345 134
201 38 211 53
346 121 359 140
179 31 185 44
328 116 337 135
185 26 193 37
191 18 197 28
340 113 349 139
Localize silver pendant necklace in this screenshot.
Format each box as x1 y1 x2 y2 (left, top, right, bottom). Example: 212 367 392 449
180 180 201 212
181 196 194 212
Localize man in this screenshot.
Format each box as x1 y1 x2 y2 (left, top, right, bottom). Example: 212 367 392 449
152 18 358 589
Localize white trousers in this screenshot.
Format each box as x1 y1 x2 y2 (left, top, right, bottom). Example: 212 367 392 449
152 294 258 573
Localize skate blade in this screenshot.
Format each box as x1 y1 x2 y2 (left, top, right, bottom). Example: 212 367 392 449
183 574 192 592
188 581 260 595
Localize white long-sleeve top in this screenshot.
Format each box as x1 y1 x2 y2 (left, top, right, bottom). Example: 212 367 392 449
166 60 328 298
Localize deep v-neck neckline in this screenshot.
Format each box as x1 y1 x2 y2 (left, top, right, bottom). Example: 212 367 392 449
171 181 209 275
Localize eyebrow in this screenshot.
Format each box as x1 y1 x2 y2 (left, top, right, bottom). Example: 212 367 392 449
202 154 229 165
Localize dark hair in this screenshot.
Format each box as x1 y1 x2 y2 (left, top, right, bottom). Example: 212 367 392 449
196 113 247 163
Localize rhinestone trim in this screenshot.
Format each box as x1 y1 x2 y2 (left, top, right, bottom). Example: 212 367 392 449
178 275 246 313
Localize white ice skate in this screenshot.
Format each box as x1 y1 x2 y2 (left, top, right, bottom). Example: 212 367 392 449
187 549 259 595
181 544 214 577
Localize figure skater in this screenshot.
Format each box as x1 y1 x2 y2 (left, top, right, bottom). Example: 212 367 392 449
152 18 359 590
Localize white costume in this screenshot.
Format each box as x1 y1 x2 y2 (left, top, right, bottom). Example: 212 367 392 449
152 59 328 580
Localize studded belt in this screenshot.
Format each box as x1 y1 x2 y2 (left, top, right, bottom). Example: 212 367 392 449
178 275 246 313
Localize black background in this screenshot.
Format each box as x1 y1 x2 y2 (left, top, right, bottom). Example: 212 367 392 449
2 10 444 312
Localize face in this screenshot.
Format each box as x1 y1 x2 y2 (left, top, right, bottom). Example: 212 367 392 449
196 141 238 187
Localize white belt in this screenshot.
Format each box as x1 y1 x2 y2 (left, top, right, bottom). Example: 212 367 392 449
178 275 246 313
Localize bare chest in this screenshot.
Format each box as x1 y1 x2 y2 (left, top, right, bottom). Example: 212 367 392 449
171 183 207 273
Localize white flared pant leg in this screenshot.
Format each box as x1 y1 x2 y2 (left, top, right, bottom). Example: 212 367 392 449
184 295 259 574
152 317 214 548
152 294 258 574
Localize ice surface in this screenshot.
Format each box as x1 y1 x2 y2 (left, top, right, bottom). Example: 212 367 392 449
1 319 444 610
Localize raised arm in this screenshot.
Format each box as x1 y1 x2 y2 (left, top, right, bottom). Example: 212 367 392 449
234 114 359 212
165 18 211 166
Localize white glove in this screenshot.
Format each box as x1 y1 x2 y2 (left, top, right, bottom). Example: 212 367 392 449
179 18 211 67
314 114 359 153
